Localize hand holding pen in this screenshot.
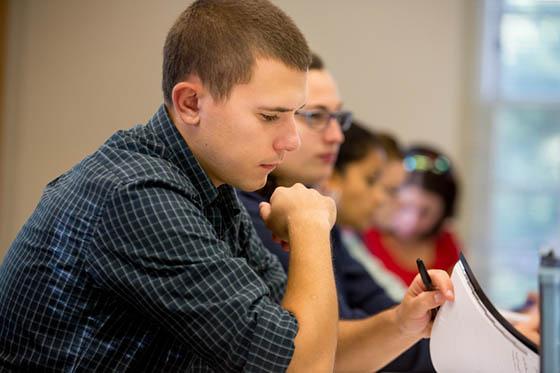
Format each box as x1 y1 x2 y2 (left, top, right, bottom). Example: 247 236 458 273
393 261 455 338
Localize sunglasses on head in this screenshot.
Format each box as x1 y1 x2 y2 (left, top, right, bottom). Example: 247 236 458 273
403 154 450 174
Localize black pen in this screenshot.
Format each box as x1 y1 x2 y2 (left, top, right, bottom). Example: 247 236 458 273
416 258 439 321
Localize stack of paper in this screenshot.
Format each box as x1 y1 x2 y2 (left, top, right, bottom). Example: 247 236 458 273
430 255 539 373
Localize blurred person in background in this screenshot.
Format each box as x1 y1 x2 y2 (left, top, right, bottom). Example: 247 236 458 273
347 132 409 300
238 54 452 372
323 122 386 233
325 124 408 302
371 132 406 232
363 145 461 286
358 143 540 343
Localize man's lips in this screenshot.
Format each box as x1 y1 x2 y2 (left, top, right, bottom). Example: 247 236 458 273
318 153 338 164
260 163 280 171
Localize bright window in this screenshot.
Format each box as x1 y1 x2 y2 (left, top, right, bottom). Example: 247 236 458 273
480 0 560 308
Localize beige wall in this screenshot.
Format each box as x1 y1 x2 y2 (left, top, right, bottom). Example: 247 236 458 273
0 0 6 223
0 0 474 256
283 0 470 158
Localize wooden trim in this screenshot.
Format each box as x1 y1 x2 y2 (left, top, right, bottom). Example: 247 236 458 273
0 0 6 189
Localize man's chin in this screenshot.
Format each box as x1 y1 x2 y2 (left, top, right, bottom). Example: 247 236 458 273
235 176 268 193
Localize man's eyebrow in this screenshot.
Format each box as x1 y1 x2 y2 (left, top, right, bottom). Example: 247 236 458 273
300 103 343 111
258 103 307 112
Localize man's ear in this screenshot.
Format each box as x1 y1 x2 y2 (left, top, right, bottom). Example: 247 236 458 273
171 77 204 126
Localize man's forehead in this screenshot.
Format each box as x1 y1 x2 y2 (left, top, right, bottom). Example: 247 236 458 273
304 71 341 109
225 58 307 106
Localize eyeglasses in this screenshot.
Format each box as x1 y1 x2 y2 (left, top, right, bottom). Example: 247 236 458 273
403 154 450 174
295 109 353 132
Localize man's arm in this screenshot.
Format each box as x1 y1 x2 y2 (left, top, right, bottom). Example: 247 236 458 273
334 270 454 372
259 184 339 372
89 183 300 371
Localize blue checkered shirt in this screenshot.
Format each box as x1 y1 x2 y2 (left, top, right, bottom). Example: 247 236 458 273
0 105 298 372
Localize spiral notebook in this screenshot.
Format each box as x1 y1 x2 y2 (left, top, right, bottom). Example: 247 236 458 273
430 254 539 373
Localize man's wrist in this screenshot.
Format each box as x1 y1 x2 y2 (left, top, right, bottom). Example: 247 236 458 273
287 212 332 238
389 306 406 337
391 304 424 340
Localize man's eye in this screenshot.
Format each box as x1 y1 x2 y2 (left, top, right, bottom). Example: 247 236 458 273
366 173 381 186
366 176 377 186
386 186 398 197
309 112 327 121
260 113 279 122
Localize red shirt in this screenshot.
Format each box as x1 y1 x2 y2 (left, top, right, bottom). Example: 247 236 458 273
362 229 460 286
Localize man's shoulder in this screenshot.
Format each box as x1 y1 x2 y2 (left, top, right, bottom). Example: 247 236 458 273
36 125 202 228
87 126 197 196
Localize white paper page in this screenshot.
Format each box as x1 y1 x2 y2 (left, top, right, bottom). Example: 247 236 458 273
430 261 539 373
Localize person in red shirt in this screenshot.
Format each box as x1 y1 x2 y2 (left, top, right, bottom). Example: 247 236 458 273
355 141 542 345
363 145 461 286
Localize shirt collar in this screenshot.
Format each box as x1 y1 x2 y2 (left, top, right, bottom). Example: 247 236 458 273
147 104 223 208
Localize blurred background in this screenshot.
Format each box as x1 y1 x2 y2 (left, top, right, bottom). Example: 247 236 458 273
0 0 559 309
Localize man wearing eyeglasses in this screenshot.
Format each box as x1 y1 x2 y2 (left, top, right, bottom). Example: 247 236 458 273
239 54 352 278
238 53 451 372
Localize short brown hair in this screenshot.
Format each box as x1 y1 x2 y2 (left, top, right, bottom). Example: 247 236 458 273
162 0 311 104
310 52 324 70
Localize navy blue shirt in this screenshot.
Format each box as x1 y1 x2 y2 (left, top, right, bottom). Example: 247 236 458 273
238 190 436 372
0 105 298 372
